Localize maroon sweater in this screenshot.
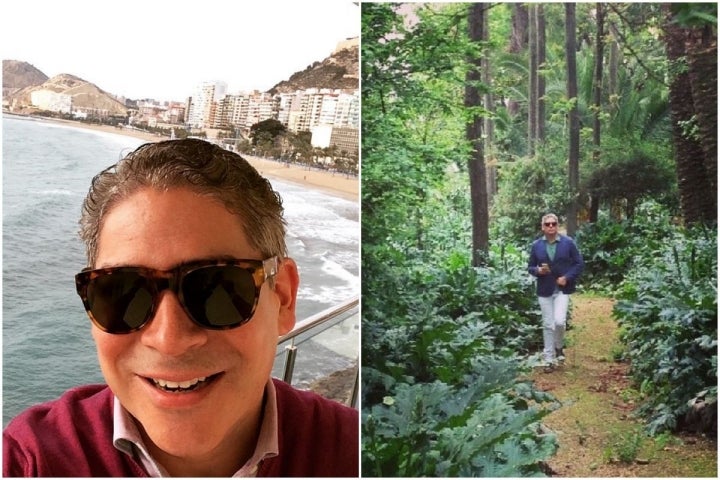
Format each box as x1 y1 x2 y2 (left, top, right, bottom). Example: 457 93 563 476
3 379 358 477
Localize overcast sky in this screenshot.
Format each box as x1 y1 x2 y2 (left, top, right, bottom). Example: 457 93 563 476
1 1 359 102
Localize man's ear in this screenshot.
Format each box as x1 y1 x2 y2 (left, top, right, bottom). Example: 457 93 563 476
274 257 299 335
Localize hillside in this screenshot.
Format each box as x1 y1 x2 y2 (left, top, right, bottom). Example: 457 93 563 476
268 39 358 94
2 60 48 98
2 61 127 116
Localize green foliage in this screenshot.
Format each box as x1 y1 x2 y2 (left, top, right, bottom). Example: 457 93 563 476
613 224 717 434
361 233 557 476
574 201 677 292
582 148 676 218
670 3 718 27
491 146 572 243
249 118 286 145
362 249 543 390
603 427 647 464
363 378 558 477
361 3 475 251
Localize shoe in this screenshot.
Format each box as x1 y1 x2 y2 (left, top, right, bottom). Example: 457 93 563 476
555 348 565 362
543 364 555 373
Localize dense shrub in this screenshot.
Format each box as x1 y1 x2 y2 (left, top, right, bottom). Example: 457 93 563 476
613 224 717 434
574 201 677 292
362 245 558 476
363 369 558 477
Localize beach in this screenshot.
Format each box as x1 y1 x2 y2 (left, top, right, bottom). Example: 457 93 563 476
20 117 359 201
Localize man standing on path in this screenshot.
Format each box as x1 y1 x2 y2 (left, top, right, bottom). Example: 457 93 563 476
528 213 584 372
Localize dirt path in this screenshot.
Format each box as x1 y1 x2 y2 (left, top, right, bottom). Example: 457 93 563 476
531 293 717 477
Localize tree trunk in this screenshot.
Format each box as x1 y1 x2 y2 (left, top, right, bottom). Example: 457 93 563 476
608 22 621 104
537 4 547 143
510 3 529 53
687 42 717 196
466 3 489 265
528 4 538 156
566 3 580 236
508 3 528 117
663 6 716 225
590 3 605 223
482 9 497 200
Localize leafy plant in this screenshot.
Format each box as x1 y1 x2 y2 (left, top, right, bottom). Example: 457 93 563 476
363 370 559 477
613 224 717 434
652 431 684 451
574 200 678 293
603 427 646 463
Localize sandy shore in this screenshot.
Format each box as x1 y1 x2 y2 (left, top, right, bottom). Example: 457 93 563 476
242 155 358 202
24 117 358 201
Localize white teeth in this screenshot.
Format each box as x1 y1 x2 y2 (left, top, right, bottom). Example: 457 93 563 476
152 376 207 390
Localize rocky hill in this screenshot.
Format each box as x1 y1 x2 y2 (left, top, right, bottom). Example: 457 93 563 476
268 39 358 94
2 60 48 98
3 60 127 115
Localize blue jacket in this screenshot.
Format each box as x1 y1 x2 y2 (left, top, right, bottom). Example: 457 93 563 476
527 234 584 297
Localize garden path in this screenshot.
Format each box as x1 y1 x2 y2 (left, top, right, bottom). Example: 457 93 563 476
530 293 717 477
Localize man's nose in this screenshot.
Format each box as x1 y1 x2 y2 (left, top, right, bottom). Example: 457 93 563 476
139 291 208 355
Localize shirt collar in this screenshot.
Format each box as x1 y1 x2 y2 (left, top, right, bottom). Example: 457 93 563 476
113 378 279 477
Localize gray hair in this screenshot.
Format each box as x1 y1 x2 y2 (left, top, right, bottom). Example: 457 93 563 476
79 138 287 267
541 213 558 225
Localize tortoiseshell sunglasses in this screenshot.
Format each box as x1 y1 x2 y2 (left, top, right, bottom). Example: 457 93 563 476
75 257 278 334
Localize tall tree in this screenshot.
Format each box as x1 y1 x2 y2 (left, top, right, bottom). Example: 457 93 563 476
589 3 605 223
482 8 497 199
466 3 489 265
528 4 538 155
510 3 529 52
565 3 580 235
508 3 528 117
607 22 621 108
662 4 717 225
528 4 546 154
536 4 547 143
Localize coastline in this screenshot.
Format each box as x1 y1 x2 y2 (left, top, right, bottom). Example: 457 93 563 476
3 114 358 202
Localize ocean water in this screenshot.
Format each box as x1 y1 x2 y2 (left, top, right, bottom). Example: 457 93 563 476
2 115 359 426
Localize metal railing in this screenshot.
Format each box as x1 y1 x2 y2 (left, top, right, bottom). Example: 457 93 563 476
274 296 359 408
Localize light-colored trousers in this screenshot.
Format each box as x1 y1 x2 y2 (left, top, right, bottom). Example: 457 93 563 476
538 291 569 363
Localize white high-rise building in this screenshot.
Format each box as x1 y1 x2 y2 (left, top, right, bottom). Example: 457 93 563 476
334 91 359 128
187 81 227 128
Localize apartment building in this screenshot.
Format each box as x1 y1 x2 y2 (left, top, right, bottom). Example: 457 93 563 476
312 124 359 158
182 81 358 146
246 91 278 129
186 81 227 128
329 126 359 157
334 90 359 128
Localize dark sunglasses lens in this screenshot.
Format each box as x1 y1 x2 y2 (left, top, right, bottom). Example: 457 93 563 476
182 266 258 328
545 222 557 227
86 272 154 333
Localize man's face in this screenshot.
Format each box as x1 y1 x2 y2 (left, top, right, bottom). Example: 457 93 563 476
92 186 297 464
542 217 558 236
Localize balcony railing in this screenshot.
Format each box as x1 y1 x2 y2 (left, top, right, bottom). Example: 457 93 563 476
273 296 359 409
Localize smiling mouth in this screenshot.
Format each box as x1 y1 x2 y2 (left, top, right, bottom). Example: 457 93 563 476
146 373 222 393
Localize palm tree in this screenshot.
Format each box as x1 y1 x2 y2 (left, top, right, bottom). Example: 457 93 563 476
663 4 716 225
